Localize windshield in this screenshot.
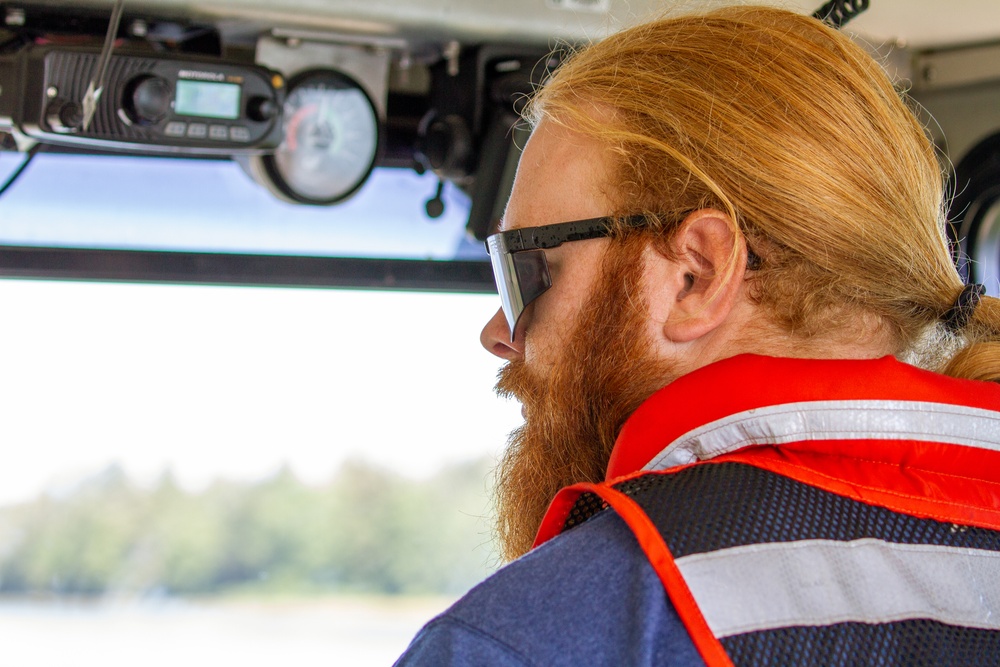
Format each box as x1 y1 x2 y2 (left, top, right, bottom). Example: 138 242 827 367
0 152 516 666
0 152 482 259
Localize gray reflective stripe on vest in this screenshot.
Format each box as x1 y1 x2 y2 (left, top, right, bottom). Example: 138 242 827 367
675 538 1000 638
644 400 1000 471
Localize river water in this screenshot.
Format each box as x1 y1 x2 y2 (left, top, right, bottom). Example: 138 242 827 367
0 596 453 666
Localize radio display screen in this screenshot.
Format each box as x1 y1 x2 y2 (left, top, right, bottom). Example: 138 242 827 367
174 80 241 120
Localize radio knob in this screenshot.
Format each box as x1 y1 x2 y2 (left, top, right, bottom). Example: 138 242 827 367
45 100 82 133
127 76 172 125
247 96 278 122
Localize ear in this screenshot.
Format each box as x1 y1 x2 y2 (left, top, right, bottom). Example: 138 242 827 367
647 208 748 344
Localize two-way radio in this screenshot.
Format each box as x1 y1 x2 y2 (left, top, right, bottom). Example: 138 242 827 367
0 47 285 155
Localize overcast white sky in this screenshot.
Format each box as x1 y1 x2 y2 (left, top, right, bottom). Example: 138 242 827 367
0 278 522 505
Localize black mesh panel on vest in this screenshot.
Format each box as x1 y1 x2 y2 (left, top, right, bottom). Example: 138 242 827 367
610 462 1000 558
565 462 1000 665
563 491 606 531
721 619 1000 667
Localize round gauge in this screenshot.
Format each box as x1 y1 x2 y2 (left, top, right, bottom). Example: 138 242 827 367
258 69 380 205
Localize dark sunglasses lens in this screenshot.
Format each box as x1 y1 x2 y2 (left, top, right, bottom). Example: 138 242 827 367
498 250 551 339
486 239 552 340
511 250 551 312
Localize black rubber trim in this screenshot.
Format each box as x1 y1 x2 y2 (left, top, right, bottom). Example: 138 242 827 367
0 245 496 292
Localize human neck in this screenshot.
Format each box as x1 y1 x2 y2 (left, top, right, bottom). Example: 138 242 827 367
666 302 897 380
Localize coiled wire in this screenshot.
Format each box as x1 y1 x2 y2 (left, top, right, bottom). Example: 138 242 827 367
812 0 871 28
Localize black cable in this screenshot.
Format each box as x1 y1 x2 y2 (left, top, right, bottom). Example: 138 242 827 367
425 179 446 219
0 144 41 199
812 0 870 28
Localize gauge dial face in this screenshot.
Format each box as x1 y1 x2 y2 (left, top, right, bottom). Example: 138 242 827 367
266 70 380 204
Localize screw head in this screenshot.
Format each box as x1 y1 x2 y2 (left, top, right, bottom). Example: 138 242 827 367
5 8 25 26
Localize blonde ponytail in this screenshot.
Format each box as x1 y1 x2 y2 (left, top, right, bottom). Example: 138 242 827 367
941 295 1000 381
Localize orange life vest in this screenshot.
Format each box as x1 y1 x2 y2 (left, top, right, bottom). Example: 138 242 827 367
535 355 1000 666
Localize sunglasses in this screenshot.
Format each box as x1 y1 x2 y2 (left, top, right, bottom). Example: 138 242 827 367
485 214 762 341
485 215 649 341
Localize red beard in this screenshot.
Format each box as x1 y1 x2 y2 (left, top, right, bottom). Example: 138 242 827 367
493 236 677 561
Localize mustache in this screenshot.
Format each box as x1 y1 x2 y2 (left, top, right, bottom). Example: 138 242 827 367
496 359 535 403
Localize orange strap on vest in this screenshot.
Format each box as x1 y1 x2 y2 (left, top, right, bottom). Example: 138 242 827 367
565 481 735 667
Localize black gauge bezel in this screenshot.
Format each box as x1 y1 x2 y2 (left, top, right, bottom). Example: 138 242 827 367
259 68 382 206
948 132 1000 290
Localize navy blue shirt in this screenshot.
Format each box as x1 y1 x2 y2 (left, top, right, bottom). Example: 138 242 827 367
394 510 705 666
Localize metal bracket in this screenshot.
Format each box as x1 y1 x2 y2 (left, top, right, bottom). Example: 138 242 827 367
255 35 391 120
912 41 1000 92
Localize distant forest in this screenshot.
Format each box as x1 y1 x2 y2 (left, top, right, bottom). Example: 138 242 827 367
0 458 498 598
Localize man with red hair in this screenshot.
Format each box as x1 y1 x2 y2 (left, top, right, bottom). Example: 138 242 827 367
397 6 1000 665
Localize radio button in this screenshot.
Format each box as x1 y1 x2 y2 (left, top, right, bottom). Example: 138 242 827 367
230 126 251 142
209 125 229 140
164 121 186 137
186 123 207 139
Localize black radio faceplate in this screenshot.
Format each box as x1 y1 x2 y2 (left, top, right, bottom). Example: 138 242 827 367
14 48 284 155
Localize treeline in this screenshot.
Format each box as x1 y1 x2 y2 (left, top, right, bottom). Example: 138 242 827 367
0 458 498 598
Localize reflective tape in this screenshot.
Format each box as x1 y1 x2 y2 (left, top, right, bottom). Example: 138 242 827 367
676 538 1000 638
644 400 1000 471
